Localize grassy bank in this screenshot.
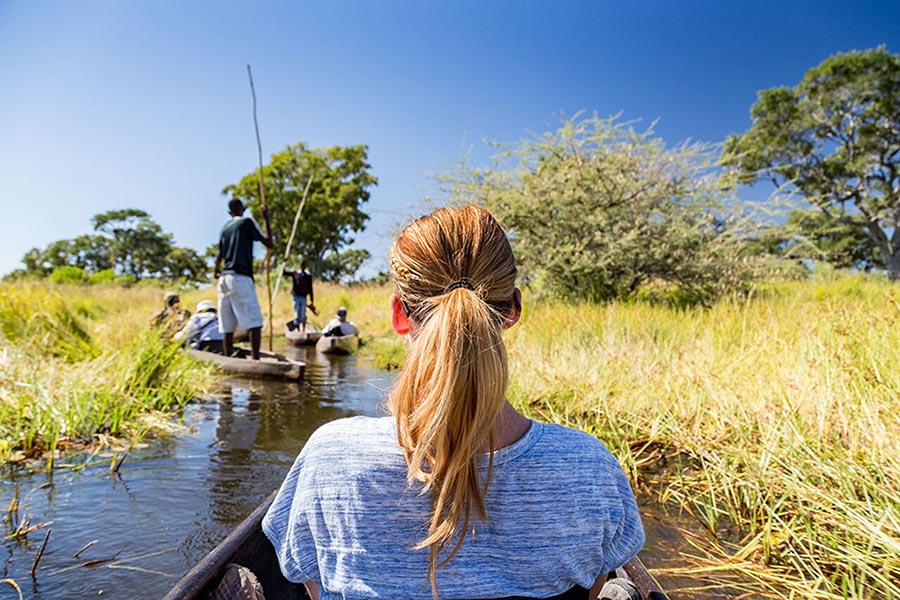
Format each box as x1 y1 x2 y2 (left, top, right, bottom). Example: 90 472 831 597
4 276 895 598
0 282 213 466
506 276 899 599
0 279 397 466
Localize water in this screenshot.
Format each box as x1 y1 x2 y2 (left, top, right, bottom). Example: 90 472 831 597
1 347 391 599
1 345 714 599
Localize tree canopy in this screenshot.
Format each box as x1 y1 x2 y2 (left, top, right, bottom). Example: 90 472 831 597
21 209 206 281
223 143 377 282
722 47 900 278
768 209 882 271
440 114 761 304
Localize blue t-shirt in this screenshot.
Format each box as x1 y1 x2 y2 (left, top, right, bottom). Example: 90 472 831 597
262 416 645 600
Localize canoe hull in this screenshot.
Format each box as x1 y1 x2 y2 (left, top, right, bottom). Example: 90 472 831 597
285 324 322 346
315 334 358 355
189 348 305 381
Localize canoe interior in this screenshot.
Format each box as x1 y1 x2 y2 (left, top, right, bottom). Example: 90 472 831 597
166 494 668 600
163 492 308 600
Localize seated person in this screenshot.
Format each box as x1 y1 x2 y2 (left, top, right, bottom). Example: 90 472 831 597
174 300 224 353
149 291 191 334
321 307 359 337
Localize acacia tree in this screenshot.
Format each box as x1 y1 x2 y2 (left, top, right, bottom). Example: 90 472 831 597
223 143 377 280
721 47 900 278
441 114 760 303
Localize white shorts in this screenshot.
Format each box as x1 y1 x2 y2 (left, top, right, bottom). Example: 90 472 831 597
217 273 263 333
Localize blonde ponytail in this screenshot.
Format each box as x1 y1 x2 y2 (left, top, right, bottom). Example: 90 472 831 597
389 205 517 597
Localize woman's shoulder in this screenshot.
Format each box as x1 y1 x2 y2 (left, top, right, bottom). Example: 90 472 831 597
525 422 627 479
303 416 396 455
535 422 615 455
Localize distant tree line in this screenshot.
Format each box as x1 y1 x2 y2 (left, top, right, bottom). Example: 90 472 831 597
16 209 206 284
13 48 899 298
13 143 378 285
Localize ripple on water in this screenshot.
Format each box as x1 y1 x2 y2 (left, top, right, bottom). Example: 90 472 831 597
1 348 388 599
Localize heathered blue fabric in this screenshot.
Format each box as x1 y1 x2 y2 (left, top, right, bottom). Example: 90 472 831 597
262 416 645 600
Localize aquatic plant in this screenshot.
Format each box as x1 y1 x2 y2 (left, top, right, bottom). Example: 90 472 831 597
0 282 212 466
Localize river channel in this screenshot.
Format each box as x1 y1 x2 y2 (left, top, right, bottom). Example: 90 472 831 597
2 346 707 599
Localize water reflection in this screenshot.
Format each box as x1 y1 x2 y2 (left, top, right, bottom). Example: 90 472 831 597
0 348 390 599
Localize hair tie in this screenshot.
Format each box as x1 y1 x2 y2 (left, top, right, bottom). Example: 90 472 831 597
445 278 475 293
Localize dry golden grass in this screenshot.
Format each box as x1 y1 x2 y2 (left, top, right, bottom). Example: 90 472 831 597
3 275 897 598
506 276 900 599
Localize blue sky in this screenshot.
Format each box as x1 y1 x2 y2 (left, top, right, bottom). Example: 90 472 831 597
1 1 898 278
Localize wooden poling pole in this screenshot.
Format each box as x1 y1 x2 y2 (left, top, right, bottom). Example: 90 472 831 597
247 64 274 352
273 176 313 306
284 176 313 263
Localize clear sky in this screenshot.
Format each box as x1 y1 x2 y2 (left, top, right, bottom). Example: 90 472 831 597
1 1 898 278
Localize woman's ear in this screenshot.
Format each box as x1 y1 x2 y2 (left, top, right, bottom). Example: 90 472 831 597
503 288 522 330
390 294 411 336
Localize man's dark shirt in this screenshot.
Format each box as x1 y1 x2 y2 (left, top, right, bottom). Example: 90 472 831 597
219 217 266 278
286 270 314 300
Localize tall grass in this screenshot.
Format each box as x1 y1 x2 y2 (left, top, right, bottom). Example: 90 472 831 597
505 275 899 599
5 276 895 597
0 282 212 465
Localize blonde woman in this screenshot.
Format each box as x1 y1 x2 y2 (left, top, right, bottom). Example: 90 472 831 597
263 205 645 600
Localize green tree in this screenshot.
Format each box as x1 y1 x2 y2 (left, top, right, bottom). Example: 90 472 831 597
23 234 111 275
21 209 206 282
784 208 882 270
441 114 760 303
722 47 900 278
162 246 208 280
319 248 372 283
91 209 173 278
223 143 377 278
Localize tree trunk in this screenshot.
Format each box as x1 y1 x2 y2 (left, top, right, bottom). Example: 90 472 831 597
885 255 900 281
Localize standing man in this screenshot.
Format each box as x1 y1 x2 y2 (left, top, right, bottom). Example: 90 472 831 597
214 198 273 360
283 260 316 331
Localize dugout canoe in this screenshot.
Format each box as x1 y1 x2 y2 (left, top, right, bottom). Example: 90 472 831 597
285 323 322 346
315 333 359 355
188 348 305 381
164 492 668 600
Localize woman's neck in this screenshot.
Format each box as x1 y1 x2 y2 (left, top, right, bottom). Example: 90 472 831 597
480 401 531 453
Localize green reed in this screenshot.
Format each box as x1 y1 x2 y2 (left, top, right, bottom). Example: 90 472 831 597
504 275 899 599
0 282 211 466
